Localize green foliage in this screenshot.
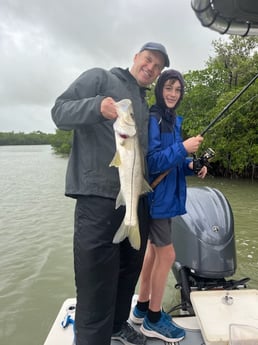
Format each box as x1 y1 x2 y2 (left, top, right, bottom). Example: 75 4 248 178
205 83 258 176
146 83 156 107
49 129 72 155
179 36 258 178
0 131 54 145
178 68 221 137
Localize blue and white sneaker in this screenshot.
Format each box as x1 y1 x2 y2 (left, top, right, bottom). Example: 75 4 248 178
140 312 185 342
130 305 147 325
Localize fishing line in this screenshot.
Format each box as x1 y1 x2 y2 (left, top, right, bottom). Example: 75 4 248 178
202 94 258 135
192 73 258 173
200 73 258 136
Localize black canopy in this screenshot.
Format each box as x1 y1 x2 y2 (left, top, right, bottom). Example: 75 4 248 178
191 0 258 36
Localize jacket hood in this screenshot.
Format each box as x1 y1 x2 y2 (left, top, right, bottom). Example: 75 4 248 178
155 69 184 112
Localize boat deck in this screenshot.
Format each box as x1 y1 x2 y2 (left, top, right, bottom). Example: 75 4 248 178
44 290 258 344
43 298 204 345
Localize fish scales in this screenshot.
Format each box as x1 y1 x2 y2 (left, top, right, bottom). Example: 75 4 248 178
109 99 152 250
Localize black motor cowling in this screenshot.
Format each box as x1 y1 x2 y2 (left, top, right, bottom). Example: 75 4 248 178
172 186 236 278
171 186 249 313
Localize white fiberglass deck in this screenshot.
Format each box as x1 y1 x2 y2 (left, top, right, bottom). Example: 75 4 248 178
43 297 203 345
190 289 258 345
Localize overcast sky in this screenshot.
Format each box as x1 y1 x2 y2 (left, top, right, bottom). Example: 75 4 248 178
0 0 222 134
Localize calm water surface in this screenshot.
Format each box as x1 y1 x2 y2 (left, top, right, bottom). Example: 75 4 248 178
0 145 257 345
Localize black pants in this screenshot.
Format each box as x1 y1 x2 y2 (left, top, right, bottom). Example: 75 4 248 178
73 195 149 345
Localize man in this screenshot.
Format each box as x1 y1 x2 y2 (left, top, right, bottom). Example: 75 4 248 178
51 42 169 345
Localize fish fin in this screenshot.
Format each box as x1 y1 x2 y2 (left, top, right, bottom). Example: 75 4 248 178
115 191 125 209
112 222 129 244
128 224 141 250
113 223 141 251
109 151 121 168
141 178 153 195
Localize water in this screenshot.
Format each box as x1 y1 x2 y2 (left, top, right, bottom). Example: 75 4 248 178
0 145 257 345
0 145 75 345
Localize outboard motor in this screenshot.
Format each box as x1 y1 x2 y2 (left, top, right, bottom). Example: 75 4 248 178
171 186 249 314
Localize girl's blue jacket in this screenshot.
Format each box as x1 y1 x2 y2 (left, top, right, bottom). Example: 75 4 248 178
147 104 194 219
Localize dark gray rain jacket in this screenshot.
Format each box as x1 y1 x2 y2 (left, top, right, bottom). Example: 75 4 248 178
51 67 149 199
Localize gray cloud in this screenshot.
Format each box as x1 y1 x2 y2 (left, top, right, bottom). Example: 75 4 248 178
0 0 220 133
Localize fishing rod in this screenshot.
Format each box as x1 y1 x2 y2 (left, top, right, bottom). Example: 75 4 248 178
193 72 258 173
200 72 258 136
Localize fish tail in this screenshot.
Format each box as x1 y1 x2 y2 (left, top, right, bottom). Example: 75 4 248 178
129 224 141 250
112 223 141 250
112 221 129 244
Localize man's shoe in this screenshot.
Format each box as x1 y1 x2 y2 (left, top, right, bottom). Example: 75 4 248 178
129 305 147 325
140 312 185 342
112 322 146 345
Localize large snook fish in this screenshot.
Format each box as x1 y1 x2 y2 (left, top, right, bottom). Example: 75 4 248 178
109 99 152 250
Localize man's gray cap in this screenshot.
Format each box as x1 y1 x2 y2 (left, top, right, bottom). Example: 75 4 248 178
140 42 170 67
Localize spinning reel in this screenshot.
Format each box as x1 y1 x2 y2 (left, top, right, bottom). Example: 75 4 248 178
193 147 215 174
